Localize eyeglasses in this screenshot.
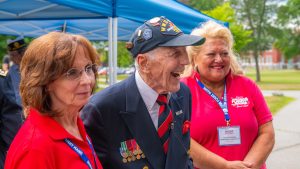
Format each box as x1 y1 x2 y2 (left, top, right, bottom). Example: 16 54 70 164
65 64 97 80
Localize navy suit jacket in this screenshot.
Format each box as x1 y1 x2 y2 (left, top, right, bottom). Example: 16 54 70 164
0 66 23 169
81 75 193 169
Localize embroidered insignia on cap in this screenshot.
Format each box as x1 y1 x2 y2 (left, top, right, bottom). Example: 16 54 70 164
149 17 161 26
160 19 182 35
142 29 152 40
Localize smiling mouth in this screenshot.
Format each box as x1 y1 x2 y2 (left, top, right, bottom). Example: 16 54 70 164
211 65 224 69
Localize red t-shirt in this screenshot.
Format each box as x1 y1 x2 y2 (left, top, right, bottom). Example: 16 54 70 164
5 108 103 169
181 71 273 169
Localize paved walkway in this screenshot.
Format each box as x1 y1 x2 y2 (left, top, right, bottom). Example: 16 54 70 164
262 90 300 169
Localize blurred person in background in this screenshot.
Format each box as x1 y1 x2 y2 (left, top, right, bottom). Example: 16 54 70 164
5 32 103 169
0 37 26 169
181 21 275 169
1 55 10 74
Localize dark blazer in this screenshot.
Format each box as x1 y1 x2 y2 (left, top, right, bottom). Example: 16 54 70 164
81 75 193 169
0 66 23 169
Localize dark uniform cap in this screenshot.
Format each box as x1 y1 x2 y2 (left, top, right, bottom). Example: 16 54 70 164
126 16 205 58
7 37 26 52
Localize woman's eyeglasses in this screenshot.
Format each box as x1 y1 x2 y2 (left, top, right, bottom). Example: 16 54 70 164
65 64 97 80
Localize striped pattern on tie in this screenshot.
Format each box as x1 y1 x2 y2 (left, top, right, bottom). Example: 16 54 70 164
156 94 173 154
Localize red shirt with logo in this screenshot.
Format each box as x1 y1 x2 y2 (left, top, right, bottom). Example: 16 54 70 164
181 71 272 169
5 108 103 169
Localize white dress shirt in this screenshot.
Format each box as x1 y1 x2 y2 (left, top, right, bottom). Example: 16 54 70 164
135 71 160 129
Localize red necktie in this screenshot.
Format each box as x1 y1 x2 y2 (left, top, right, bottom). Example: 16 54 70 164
156 94 173 154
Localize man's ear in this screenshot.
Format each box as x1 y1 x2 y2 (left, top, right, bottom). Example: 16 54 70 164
136 54 150 73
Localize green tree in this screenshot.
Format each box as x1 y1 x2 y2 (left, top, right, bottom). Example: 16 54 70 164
0 35 13 63
117 41 133 67
185 0 225 11
203 2 253 53
231 0 276 82
95 41 133 68
274 0 300 59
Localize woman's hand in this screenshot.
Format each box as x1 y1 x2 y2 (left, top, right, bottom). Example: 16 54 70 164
225 161 253 169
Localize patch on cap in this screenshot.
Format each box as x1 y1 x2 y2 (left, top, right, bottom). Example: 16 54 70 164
142 29 152 40
149 17 161 26
160 18 182 35
126 16 205 58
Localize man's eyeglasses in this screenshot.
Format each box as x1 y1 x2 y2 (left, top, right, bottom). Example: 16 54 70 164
65 64 97 80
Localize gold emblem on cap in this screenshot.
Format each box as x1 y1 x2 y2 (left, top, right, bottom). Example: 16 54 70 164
14 42 20 48
143 166 149 169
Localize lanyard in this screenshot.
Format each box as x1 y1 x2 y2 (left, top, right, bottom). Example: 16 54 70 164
195 78 230 126
65 136 98 169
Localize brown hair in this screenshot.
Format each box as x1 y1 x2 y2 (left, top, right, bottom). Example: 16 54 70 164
183 21 243 77
20 32 98 117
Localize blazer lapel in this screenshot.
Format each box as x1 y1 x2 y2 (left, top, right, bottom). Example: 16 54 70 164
166 93 189 169
119 76 165 169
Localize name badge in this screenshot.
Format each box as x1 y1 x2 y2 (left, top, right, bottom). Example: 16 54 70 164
217 126 241 146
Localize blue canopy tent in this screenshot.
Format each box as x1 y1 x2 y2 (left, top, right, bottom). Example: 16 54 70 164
0 0 223 84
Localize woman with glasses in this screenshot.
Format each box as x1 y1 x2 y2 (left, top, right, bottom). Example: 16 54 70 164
5 32 103 169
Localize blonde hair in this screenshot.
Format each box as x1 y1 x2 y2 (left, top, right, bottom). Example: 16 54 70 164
183 21 243 77
20 32 98 117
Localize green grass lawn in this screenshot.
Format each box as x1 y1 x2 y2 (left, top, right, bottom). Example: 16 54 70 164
264 95 295 115
245 69 299 114
245 69 300 90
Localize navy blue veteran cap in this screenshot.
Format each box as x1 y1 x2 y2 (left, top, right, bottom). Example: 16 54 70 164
7 36 26 52
126 16 205 57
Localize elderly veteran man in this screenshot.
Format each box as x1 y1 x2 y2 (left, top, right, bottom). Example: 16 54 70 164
81 16 205 169
0 37 26 169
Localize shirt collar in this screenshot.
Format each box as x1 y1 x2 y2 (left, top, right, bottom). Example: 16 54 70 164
192 69 233 89
28 108 87 141
135 71 158 111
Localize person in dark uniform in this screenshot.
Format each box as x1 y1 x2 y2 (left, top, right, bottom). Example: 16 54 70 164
81 16 205 169
1 55 10 74
0 37 26 168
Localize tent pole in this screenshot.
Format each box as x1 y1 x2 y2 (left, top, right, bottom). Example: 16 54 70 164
62 20 67 32
108 17 114 85
113 17 118 84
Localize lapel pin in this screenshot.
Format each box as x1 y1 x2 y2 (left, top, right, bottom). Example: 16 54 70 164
182 120 191 134
175 110 183 116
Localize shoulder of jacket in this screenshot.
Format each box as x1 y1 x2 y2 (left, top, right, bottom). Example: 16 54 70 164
0 69 7 77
